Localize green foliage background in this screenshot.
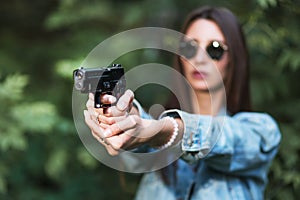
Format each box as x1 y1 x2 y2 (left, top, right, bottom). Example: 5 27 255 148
0 0 299 199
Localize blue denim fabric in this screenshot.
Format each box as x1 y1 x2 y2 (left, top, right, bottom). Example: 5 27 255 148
134 102 281 200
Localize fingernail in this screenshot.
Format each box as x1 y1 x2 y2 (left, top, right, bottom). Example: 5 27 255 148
103 129 111 137
109 96 116 103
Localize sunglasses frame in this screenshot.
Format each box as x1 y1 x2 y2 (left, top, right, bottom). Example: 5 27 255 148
179 39 228 61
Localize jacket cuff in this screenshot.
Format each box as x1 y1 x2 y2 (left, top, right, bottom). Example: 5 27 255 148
133 99 152 119
159 109 219 163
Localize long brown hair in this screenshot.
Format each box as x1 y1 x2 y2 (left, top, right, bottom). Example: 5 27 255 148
166 6 251 114
161 6 252 186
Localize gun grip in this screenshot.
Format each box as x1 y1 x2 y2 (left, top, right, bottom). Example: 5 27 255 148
94 91 112 108
94 91 102 108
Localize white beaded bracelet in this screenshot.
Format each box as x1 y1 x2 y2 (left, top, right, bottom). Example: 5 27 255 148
158 116 179 149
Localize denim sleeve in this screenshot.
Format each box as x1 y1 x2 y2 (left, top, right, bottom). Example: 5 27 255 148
133 99 152 119
160 109 281 176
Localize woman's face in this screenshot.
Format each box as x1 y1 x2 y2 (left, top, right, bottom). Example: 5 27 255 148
181 19 229 92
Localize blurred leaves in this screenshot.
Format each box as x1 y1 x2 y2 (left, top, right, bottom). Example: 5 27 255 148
0 74 28 102
0 75 25 151
45 1 113 30
279 49 300 72
0 125 27 151
11 102 58 132
76 147 98 169
45 148 68 179
55 59 83 79
256 0 278 8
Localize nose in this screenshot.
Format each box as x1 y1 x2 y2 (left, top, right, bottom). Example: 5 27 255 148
192 45 209 65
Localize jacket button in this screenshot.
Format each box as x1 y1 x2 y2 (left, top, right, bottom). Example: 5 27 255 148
187 139 193 147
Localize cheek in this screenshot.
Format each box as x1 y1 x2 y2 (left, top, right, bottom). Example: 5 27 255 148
216 54 229 79
180 58 192 76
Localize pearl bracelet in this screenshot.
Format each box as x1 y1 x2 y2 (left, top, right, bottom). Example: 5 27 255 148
158 116 179 149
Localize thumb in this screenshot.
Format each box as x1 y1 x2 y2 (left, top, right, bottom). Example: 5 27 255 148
116 89 134 111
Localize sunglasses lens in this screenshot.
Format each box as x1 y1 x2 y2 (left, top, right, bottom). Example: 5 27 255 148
179 40 197 59
206 41 225 60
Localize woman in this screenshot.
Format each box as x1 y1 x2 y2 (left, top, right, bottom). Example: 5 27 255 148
84 6 281 200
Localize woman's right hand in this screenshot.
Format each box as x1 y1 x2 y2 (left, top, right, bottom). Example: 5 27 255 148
84 90 138 155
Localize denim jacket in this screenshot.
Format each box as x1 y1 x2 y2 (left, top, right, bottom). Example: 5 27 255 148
133 101 281 200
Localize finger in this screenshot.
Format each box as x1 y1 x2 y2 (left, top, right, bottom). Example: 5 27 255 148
100 94 117 105
91 131 120 156
86 101 104 118
103 115 140 137
98 114 128 125
102 106 125 117
86 106 98 122
105 133 132 151
86 97 94 109
86 94 103 115
116 90 134 112
89 93 94 101
102 90 134 117
91 130 107 145
91 131 122 156
98 114 115 125
84 109 98 128
87 92 115 109
99 122 110 129
106 144 121 156
100 90 134 117
86 102 107 122
102 107 112 116
84 110 122 156
84 110 105 139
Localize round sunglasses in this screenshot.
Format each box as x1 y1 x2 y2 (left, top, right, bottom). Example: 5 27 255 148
179 39 228 61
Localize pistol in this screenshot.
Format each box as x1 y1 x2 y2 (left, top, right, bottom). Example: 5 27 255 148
73 64 126 108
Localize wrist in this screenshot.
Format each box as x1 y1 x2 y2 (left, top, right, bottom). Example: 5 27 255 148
158 116 179 149
150 117 183 149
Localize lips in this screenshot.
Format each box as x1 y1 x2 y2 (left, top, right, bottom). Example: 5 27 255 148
192 70 208 79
